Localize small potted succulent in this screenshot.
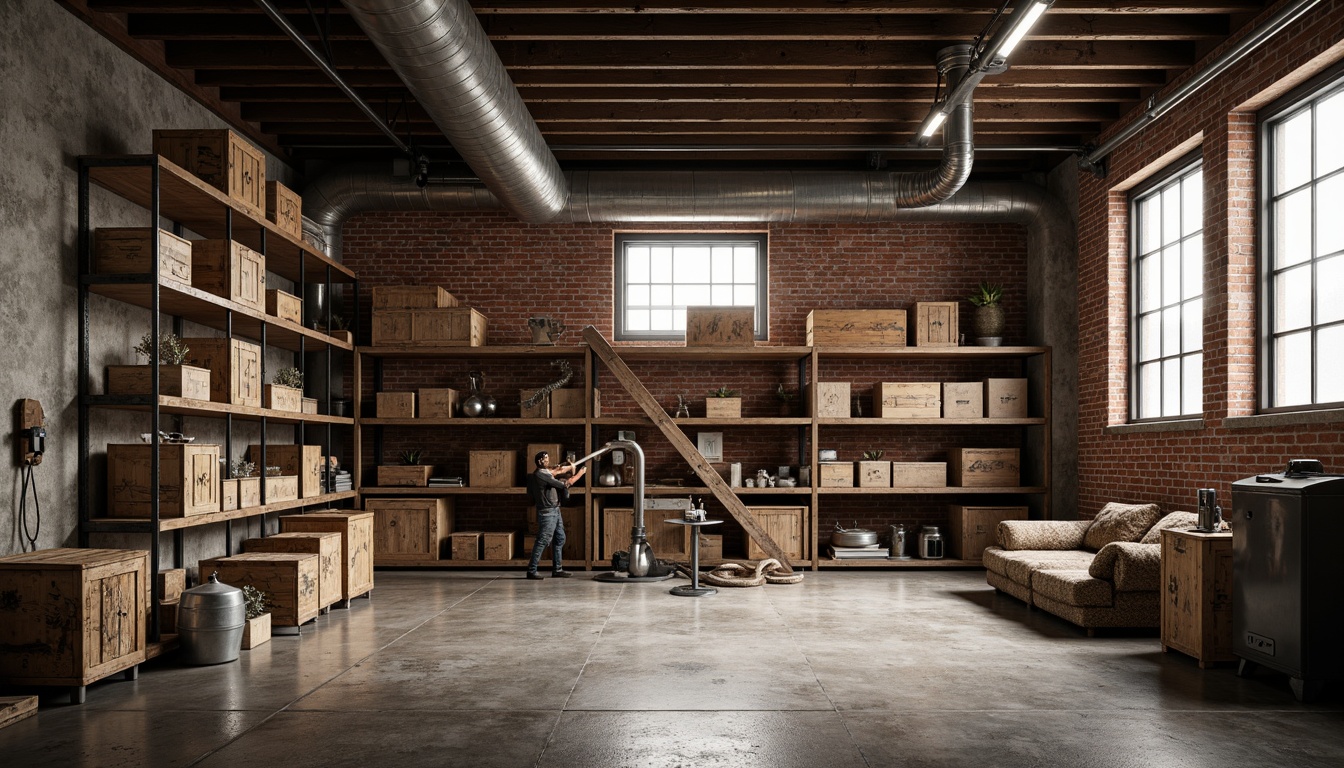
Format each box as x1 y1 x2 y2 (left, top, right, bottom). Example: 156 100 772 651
859 450 891 488
775 383 798 417
967 281 1005 346
266 366 305 413
106 331 212 402
705 386 742 419
240 585 271 650
379 447 432 487
326 314 353 345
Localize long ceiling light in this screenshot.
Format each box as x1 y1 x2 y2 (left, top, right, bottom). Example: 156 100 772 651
912 0 1056 146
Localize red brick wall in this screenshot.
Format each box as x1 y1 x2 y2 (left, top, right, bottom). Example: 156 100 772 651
1076 0 1344 518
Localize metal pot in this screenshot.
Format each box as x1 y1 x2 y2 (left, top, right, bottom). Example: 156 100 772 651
832 522 878 548
178 573 245 665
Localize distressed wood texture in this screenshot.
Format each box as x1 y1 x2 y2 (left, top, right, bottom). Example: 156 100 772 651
584 326 792 571
365 497 454 563
0 548 147 687
450 532 482 561
264 384 303 413
265 180 302 240
376 391 415 418
377 465 433 487
942 382 984 418
220 476 262 511
241 613 271 650
891 462 948 488
985 377 1029 418
913 301 959 347
519 388 550 418
190 239 265 312
745 506 807 561
153 128 266 219
371 308 486 346
106 364 212 401
685 306 754 347
874 382 941 418
107 443 221 518
182 336 262 407
279 511 375 600
93 227 193 283
372 285 459 310
244 531 343 609
858 460 891 488
0 696 38 729
482 532 517 561
947 505 1028 560
948 448 1020 487
602 507 690 560
819 462 854 487
809 382 850 418
806 309 906 346
420 388 460 418
156 568 186 603
266 288 303 324
1161 529 1235 668
249 444 323 498
549 387 592 418
199 553 319 627
263 475 299 504
470 450 517 487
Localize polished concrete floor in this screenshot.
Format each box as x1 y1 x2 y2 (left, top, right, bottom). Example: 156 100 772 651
2 570 1343 767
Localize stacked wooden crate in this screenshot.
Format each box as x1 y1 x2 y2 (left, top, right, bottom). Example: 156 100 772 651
370 285 486 347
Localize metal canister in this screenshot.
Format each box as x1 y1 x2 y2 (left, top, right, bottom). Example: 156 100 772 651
889 524 911 560
178 573 245 665
919 526 945 559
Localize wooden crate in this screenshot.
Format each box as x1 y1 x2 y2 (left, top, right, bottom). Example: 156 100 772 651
450 532 482 561
106 364 212 401
913 302 959 347
943 382 984 419
220 477 262 510
986 378 1029 418
376 391 415 418
874 382 941 418
526 443 566 474
249 444 323 498
819 462 854 487
365 498 454 563
199 553 319 628
241 614 271 650
705 397 742 418
806 309 906 346
947 505 1028 560
377 465 433 487
220 478 239 511
891 462 948 488
1161 530 1235 668
279 511 375 601
550 388 592 418
420 388 459 418
746 506 807 561
107 443 220 518
699 533 723 561
153 129 266 219
93 227 192 284
372 285 459 310
182 337 262 407
483 532 517 561
470 450 517 487
371 308 486 346
858 460 891 488
0 696 38 730
264 475 299 504
0 548 147 689
244 532 343 610
948 448 1020 487
156 568 186 602
809 382 851 418
191 239 265 312
602 507 690 560
265 384 303 413
265 180 302 240
266 289 303 324
520 389 550 418
302 397 318 414
685 306 755 346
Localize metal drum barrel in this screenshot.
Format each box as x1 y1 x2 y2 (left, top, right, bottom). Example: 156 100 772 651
178 573 245 665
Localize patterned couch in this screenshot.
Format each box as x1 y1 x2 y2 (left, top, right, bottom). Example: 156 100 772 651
982 502 1197 634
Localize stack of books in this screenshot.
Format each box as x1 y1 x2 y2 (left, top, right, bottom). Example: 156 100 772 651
828 544 889 560
323 468 353 492
429 476 464 487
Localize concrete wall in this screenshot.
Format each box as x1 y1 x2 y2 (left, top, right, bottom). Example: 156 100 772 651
0 0 298 565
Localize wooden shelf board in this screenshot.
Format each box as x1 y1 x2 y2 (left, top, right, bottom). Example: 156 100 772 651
817 417 1045 426
87 278 354 353
84 155 354 284
819 558 985 568
90 395 354 425
817 486 1046 495
359 417 587 427
590 486 812 496
375 559 586 569
814 345 1047 359
608 345 813 361
94 491 358 532
359 345 588 359
145 634 180 660
359 487 541 496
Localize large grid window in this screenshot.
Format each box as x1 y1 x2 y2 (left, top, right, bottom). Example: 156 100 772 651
1262 75 1344 410
1131 161 1203 421
614 233 767 341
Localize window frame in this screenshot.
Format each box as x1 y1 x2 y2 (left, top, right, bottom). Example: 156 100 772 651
1128 154 1205 423
613 232 769 342
1258 63 1344 413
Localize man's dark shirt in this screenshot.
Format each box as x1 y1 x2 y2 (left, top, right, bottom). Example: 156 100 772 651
526 468 568 509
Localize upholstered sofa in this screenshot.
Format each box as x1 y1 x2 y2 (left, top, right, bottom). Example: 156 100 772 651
982 503 1197 634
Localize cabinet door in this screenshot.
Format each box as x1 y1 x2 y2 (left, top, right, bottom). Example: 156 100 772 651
603 508 689 560
94 571 139 670
372 503 443 561
747 507 805 560
1161 532 1201 657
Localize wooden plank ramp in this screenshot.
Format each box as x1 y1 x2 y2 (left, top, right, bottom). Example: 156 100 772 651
583 326 794 573
0 696 38 729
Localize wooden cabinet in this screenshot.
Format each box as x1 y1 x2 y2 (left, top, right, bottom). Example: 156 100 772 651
366 498 454 563
0 549 147 702
745 506 808 562
1161 529 1234 668
947 505 1029 560
603 507 691 560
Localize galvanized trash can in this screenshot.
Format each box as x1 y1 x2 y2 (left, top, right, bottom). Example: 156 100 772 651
178 573 245 665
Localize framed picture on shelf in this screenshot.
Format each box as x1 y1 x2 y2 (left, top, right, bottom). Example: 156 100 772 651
696 432 723 463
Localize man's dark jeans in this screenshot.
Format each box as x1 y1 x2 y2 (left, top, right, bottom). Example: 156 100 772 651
528 507 566 573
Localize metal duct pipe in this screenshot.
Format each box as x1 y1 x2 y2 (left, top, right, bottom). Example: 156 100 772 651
340 0 568 224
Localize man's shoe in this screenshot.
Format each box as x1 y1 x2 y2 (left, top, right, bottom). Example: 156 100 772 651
526 572 545 580
551 570 573 578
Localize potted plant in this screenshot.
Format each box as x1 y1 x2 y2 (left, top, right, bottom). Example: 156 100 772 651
106 332 212 402
379 447 433 486
967 281 1005 346
221 459 261 511
705 386 742 418
240 585 271 650
775 384 798 417
266 366 304 412
326 314 354 345
859 450 891 488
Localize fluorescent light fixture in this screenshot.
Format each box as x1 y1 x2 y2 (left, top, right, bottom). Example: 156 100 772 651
920 111 948 138
987 0 1052 64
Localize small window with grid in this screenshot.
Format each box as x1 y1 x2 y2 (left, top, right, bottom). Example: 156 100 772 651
614 233 767 341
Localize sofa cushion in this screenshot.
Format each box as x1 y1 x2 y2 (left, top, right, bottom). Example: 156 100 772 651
1139 510 1199 544
997 519 1090 551
1032 589 1161 630
1032 569 1114 607
1082 502 1163 551
983 547 1096 587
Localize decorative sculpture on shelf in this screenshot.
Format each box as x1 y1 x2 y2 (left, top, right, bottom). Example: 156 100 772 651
527 316 566 345
523 359 576 410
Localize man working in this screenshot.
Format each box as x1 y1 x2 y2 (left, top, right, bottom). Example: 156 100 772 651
525 450 585 580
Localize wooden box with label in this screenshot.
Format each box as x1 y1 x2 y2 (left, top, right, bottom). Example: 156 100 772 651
986 378 1029 418
942 382 984 418
418 388 459 418
913 302 959 347
685 306 755 347
874 382 941 418
470 450 517 487
249 444 323 498
244 532 343 610
182 337 263 407
450 532 482 561
366 498 454 564
265 180 303 240
106 364 212 402
191 239 265 312
94 227 193 284
819 462 854 487
372 285 459 310
808 382 851 418
947 505 1028 560
266 289 303 324
858 460 891 488
483 532 517 561
1161 529 1234 668
948 448 1020 487
279 511 375 602
153 129 266 219
376 391 415 418
107 443 220 518
198 553 319 627
806 309 906 346
265 384 303 413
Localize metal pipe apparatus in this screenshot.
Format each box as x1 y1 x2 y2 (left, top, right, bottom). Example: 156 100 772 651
571 440 676 581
